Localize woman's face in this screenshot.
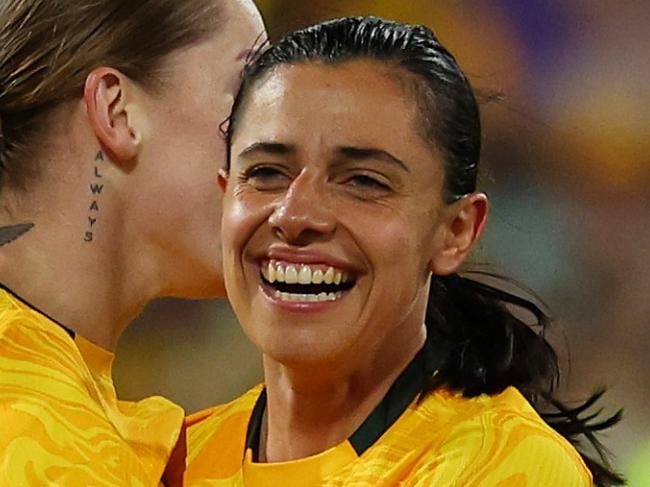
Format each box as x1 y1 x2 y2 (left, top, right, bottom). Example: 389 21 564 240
223 60 460 369
130 0 265 298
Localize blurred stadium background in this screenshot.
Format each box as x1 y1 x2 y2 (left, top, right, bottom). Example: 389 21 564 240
115 1 650 483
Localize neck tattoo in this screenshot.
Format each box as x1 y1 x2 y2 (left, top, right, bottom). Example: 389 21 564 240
0 223 34 247
84 150 105 242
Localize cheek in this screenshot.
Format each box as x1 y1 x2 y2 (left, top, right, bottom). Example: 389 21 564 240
166 76 233 156
348 204 439 289
365 211 430 259
159 107 229 191
221 190 274 321
222 187 272 258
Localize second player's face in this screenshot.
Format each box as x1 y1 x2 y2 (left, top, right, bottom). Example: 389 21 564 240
223 60 454 371
132 0 265 298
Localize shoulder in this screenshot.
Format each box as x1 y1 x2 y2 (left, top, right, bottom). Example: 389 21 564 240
0 294 78 373
0 301 91 409
0 304 91 407
407 387 593 486
186 384 264 469
0 317 154 484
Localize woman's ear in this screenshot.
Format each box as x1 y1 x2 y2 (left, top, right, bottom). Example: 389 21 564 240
430 192 489 275
84 67 142 164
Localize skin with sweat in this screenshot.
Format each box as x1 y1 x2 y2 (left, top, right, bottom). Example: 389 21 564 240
222 60 487 461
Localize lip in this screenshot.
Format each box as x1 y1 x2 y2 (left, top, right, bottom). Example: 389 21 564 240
263 245 360 274
254 245 359 313
259 279 350 313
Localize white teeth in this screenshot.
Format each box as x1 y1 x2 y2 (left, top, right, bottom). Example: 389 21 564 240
275 290 342 302
285 265 298 284
323 267 335 285
264 262 353 287
298 266 312 284
312 269 324 285
276 266 285 282
333 271 342 285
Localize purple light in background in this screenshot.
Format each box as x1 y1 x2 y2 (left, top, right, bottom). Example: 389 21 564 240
495 0 575 72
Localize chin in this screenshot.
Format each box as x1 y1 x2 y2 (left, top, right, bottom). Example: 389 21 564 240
259 332 356 371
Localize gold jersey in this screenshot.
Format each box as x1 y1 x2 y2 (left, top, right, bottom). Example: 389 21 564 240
0 287 185 487
185 344 592 486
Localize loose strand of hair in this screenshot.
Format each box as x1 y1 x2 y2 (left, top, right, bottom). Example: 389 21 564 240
423 272 625 486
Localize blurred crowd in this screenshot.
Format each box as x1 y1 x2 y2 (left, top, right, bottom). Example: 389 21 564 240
115 1 649 483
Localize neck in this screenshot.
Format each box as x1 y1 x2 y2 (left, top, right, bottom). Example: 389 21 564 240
261 325 426 462
0 165 156 351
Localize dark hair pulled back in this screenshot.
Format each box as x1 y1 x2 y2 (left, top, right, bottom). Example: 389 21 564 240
228 16 623 486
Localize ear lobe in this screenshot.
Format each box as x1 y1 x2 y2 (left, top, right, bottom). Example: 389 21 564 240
84 68 141 164
217 168 229 193
430 193 489 275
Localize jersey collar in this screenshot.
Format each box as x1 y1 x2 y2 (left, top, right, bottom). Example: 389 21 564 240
245 339 446 460
0 283 75 338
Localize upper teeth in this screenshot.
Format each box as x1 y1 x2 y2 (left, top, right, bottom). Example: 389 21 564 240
263 261 349 285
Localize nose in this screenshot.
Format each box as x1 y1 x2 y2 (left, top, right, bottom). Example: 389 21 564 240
268 171 336 245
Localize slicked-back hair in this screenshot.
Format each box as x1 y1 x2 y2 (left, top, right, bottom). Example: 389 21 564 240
227 17 624 486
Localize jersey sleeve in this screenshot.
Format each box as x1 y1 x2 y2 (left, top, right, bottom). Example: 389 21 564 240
406 409 593 487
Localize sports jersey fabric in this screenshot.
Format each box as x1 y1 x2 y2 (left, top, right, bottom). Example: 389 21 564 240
0 286 184 487
185 343 592 486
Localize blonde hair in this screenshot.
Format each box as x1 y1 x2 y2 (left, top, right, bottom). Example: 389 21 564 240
0 0 223 189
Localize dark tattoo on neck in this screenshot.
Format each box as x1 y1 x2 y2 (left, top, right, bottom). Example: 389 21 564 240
0 223 34 247
84 150 104 242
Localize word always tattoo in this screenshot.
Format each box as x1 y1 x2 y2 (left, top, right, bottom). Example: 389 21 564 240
84 150 104 242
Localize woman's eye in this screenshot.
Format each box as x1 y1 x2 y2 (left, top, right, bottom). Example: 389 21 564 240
345 174 391 193
241 165 291 190
349 175 388 188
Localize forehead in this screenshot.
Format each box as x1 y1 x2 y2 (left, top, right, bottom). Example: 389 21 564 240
234 60 428 151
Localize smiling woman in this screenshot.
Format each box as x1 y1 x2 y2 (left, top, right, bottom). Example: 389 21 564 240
184 16 623 487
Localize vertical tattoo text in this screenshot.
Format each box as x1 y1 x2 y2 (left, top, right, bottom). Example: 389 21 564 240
84 150 104 242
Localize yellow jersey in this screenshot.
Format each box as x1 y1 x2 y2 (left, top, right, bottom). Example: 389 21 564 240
0 286 185 487
185 343 592 486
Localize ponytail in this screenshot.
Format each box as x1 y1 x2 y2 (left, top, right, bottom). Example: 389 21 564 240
227 18 624 484
424 271 624 487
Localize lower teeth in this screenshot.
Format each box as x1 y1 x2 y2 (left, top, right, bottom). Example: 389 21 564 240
275 291 341 302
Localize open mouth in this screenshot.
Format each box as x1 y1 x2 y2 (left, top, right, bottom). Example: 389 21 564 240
260 260 356 303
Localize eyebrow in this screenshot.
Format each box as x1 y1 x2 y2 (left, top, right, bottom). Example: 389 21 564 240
237 143 410 172
239 142 297 158
337 146 410 172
